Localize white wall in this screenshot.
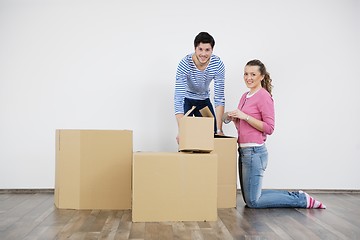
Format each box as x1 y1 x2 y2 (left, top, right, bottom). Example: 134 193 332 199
1 0 359 189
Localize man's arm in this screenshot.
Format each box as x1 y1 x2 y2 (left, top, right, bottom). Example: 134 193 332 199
175 113 184 143
215 105 224 135
213 58 225 135
175 113 184 128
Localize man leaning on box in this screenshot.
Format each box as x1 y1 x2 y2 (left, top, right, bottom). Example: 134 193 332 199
174 32 225 142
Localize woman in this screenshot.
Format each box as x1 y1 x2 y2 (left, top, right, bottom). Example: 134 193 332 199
226 59 326 209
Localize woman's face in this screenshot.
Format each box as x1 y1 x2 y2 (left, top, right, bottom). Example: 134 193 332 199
244 65 264 90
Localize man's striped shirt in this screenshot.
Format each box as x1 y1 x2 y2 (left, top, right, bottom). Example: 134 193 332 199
174 54 225 114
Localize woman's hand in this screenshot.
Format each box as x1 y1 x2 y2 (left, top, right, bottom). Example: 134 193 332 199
222 112 234 124
228 109 247 120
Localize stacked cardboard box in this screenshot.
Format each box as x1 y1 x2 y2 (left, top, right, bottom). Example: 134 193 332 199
132 152 217 222
214 135 238 208
133 106 218 222
132 107 237 222
55 130 132 210
54 107 237 222
178 106 214 152
178 106 238 208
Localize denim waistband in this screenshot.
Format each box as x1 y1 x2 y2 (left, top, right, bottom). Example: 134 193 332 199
240 143 264 148
238 144 267 153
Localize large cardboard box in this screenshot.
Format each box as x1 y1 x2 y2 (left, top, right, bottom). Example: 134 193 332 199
132 152 217 222
178 106 214 152
214 135 238 208
55 129 132 210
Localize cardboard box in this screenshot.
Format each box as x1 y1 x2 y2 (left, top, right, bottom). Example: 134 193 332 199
178 106 214 152
55 129 132 210
214 135 238 208
132 152 217 222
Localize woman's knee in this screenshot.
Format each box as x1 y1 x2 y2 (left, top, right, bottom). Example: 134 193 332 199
246 201 258 208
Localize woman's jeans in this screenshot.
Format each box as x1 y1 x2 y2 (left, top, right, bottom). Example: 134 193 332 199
184 97 217 133
238 144 307 208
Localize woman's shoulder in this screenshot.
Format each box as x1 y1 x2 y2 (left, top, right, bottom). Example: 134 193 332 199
258 88 272 98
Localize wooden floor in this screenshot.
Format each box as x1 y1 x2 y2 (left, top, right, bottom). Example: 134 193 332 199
0 192 360 240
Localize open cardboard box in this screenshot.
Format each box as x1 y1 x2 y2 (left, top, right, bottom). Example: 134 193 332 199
178 106 214 152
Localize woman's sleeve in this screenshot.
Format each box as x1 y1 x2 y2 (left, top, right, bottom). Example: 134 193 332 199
260 94 275 135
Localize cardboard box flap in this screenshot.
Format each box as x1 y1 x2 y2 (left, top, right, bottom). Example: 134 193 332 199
184 106 196 117
184 106 214 118
199 106 214 118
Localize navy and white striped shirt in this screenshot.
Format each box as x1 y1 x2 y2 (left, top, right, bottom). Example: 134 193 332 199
174 54 225 114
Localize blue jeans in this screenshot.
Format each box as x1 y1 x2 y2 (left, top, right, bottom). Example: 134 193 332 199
238 145 307 208
183 98 217 133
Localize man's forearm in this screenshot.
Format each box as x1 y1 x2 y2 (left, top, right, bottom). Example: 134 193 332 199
175 113 184 128
215 105 224 133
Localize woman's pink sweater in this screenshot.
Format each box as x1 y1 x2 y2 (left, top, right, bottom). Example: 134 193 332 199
234 88 275 144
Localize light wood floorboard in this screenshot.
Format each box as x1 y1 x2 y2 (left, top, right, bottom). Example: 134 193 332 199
0 192 359 239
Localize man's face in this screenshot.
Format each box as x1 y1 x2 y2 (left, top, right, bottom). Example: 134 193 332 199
194 43 213 64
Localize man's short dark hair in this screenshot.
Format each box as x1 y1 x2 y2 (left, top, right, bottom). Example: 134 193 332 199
194 32 215 48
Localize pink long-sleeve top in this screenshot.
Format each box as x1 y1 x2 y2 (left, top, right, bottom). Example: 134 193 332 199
234 88 275 145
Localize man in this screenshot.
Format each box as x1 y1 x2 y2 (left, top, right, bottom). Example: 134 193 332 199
174 32 225 142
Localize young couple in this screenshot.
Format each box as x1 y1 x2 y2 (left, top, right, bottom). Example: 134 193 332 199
174 32 326 209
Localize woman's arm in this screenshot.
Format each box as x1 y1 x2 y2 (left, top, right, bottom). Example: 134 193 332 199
227 109 264 132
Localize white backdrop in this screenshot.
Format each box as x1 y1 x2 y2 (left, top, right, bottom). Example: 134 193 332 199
1 0 359 189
